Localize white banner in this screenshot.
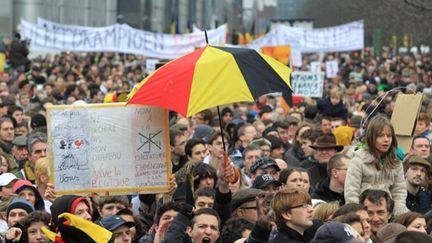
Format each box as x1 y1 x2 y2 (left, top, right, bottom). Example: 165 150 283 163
248 20 364 53
291 71 324 98
21 18 226 59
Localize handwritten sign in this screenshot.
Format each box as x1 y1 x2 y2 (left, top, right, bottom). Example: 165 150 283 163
325 60 339 78
291 71 324 98
47 103 170 195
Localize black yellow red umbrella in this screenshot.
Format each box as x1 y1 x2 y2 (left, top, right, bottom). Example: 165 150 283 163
127 45 292 117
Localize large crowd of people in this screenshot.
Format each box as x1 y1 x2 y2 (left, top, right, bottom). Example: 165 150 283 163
0 34 432 242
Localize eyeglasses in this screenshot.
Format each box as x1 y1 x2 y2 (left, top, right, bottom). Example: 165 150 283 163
288 202 312 209
240 206 257 210
335 168 348 171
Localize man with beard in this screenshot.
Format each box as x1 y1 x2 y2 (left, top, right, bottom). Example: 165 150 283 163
404 155 431 214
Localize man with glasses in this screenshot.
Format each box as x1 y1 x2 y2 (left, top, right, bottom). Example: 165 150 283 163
15 132 47 183
270 188 321 242
231 188 264 223
311 154 350 205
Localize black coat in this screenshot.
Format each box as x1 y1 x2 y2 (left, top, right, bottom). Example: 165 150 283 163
311 177 345 205
316 97 348 120
270 220 323 243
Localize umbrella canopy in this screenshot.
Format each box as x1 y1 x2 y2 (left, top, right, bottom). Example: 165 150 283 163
127 45 292 117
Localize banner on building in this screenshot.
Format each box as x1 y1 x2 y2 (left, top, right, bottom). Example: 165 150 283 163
21 18 226 59
291 71 324 98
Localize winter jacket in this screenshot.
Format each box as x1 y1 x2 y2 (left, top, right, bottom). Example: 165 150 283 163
307 163 327 188
316 97 348 120
344 148 409 216
311 177 345 205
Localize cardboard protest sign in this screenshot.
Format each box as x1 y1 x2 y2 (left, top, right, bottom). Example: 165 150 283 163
326 60 339 78
390 93 423 152
310 61 321 72
47 103 170 195
291 71 324 98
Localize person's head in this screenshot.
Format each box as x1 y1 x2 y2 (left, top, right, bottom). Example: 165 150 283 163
250 138 271 158
0 151 13 174
7 198 35 226
116 208 145 241
7 105 24 124
0 116 15 143
232 188 264 223
0 172 18 198
394 230 432 243
242 144 262 174
220 218 254 243
99 215 135 243
11 135 28 161
327 154 351 186
299 129 322 157
185 138 208 162
404 155 430 189
21 211 51 243
221 107 234 125
312 202 339 222
273 120 290 144
34 157 49 187
50 195 92 228
271 188 313 234
193 109 213 125
265 134 285 159
365 115 398 168
251 174 281 197
207 131 229 159
187 208 221 243
320 116 332 134
98 195 130 217
396 212 427 234
415 112 430 135
12 179 44 210
359 189 394 234
154 201 181 228
332 203 371 241
170 128 187 157
194 187 216 209
331 117 346 132
192 163 218 190
238 124 257 146
310 134 343 164
410 135 430 159
27 132 47 166
250 157 280 181
279 167 310 192
329 87 343 106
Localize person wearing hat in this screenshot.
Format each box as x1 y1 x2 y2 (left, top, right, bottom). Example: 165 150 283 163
252 174 282 197
11 135 28 170
15 132 47 184
6 198 35 227
376 223 407 243
404 155 432 214
249 157 280 182
313 221 363 243
50 195 92 230
231 188 264 224
30 113 47 133
12 179 45 211
306 134 344 187
99 215 135 243
0 173 18 201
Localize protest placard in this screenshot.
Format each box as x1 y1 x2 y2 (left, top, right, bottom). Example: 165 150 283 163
47 103 170 195
326 60 339 78
310 61 321 72
291 71 324 98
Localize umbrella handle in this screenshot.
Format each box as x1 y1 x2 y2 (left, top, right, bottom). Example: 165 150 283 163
223 152 239 184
